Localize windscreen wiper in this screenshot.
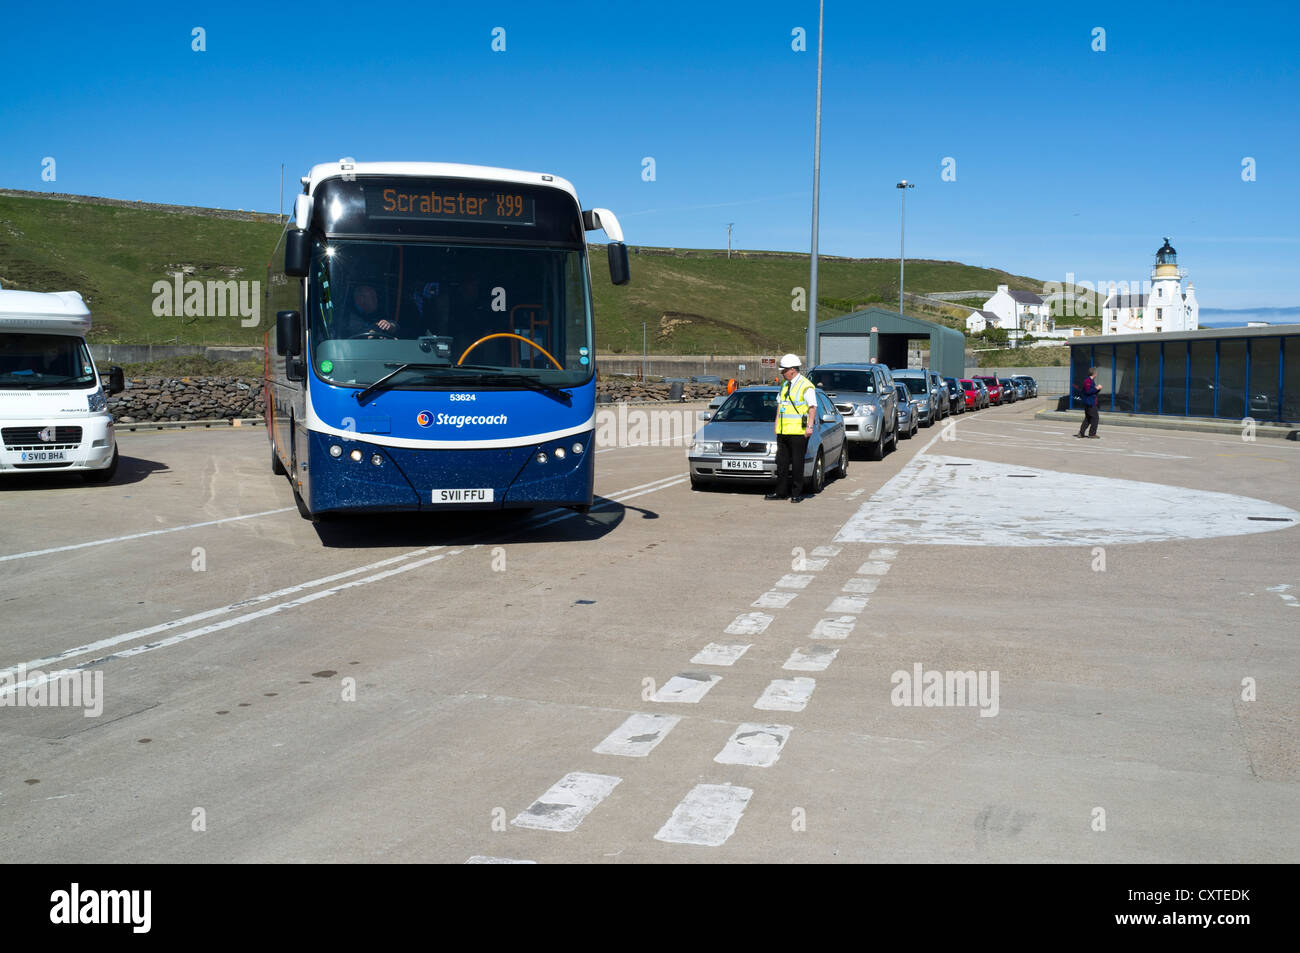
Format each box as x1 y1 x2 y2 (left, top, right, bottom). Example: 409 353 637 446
460 371 572 405
355 363 458 405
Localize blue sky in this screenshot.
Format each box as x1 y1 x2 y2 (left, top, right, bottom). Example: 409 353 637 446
2 0 1297 309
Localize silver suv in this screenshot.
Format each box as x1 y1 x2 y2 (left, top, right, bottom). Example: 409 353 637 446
808 363 898 460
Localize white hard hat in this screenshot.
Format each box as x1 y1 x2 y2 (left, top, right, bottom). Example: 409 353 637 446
779 353 802 369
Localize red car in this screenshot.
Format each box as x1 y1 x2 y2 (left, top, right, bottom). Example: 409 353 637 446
974 375 1002 405
959 379 985 410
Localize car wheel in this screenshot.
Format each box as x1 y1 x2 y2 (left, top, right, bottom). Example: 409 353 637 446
690 475 709 491
83 447 119 483
867 433 883 461
811 451 825 494
836 445 850 478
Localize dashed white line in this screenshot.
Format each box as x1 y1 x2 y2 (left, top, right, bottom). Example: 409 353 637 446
774 573 815 589
752 591 797 609
856 561 893 576
594 713 682 757
812 545 842 557
810 616 857 640
714 723 793 767
511 772 622 832
724 612 774 636
841 577 878 594
466 856 537 864
652 673 721 703
654 783 753 846
826 595 868 613
868 548 898 560
783 646 839 671
754 677 816 712
691 643 752 666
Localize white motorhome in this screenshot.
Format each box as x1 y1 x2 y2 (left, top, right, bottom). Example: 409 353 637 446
0 287 123 481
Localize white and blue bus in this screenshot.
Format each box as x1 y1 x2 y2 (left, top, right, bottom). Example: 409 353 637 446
266 160 628 520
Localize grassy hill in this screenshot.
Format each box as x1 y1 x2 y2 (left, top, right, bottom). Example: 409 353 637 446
1 190 1088 352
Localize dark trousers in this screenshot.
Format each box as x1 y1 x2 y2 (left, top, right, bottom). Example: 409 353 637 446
774 433 808 497
1078 405 1098 436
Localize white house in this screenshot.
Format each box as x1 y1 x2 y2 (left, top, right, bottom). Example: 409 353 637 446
1103 238 1199 335
965 309 998 333
983 285 1051 333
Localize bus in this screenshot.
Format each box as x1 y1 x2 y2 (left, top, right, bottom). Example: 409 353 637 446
265 160 628 520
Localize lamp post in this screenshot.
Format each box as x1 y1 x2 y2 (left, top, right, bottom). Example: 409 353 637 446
896 180 914 314
727 223 734 259
806 0 824 368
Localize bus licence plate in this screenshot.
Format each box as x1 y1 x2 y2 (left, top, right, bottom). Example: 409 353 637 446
21 451 67 462
433 488 494 503
721 458 762 471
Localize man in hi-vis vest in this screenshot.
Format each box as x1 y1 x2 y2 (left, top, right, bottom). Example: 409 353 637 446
768 353 816 502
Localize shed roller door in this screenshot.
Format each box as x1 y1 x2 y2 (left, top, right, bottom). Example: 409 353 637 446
818 335 870 365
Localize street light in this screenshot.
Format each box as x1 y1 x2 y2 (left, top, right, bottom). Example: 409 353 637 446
896 180 914 314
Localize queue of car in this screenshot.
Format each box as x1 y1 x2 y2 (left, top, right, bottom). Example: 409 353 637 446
687 365 1038 495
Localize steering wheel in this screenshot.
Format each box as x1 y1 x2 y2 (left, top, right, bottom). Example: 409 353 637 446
347 327 398 340
457 333 563 371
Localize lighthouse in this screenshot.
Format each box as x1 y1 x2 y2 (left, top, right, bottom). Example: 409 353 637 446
1102 238 1200 334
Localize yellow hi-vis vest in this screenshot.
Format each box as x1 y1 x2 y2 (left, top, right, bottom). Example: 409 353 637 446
777 374 815 435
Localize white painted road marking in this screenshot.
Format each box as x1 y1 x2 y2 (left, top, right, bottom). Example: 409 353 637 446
783 646 839 671
812 545 842 557
511 772 622 832
594 713 682 757
466 856 537 864
798 557 830 571
724 612 774 636
714 723 793 767
826 595 868 614
835 454 1300 546
0 507 296 563
868 547 898 560
841 577 878 594
691 642 752 666
774 573 814 589
856 561 893 575
810 616 857 639
752 590 797 609
654 783 754 846
652 673 721 703
754 677 816 712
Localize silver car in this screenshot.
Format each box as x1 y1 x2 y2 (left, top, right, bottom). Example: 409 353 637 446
891 368 939 426
689 386 848 492
808 363 898 460
893 382 919 438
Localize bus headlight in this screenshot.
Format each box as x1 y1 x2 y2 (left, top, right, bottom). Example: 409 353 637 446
536 451 548 464
371 454 383 466
554 446 566 460
571 442 583 454
349 449 363 462
329 444 343 457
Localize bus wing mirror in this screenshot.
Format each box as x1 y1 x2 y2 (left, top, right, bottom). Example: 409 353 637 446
276 310 302 357
607 241 630 286
285 229 311 278
106 366 125 395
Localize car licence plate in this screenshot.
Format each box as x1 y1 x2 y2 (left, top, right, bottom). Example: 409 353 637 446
432 488 494 503
21 451 67 462
721 458 763 471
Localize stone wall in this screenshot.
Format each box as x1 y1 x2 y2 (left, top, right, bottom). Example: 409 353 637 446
110 377 264 423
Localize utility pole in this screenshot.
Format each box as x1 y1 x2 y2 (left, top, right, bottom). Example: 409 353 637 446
896 180 914 314
727 223 734 259
279 163 285 223
806 0 824 367
642 322 647 380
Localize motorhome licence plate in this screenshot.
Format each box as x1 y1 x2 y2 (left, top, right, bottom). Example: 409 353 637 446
21 451 67 462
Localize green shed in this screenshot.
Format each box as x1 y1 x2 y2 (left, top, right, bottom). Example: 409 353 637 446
815 307 966 379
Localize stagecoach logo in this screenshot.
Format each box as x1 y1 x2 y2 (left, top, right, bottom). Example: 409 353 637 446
416 411 433 428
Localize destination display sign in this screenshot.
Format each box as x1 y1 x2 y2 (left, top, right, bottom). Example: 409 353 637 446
365 186 536 225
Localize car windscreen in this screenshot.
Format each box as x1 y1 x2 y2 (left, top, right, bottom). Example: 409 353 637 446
809 370 874 393
713 391 778 422
0 333 96 389
960 380 974 387
900 378 929 395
